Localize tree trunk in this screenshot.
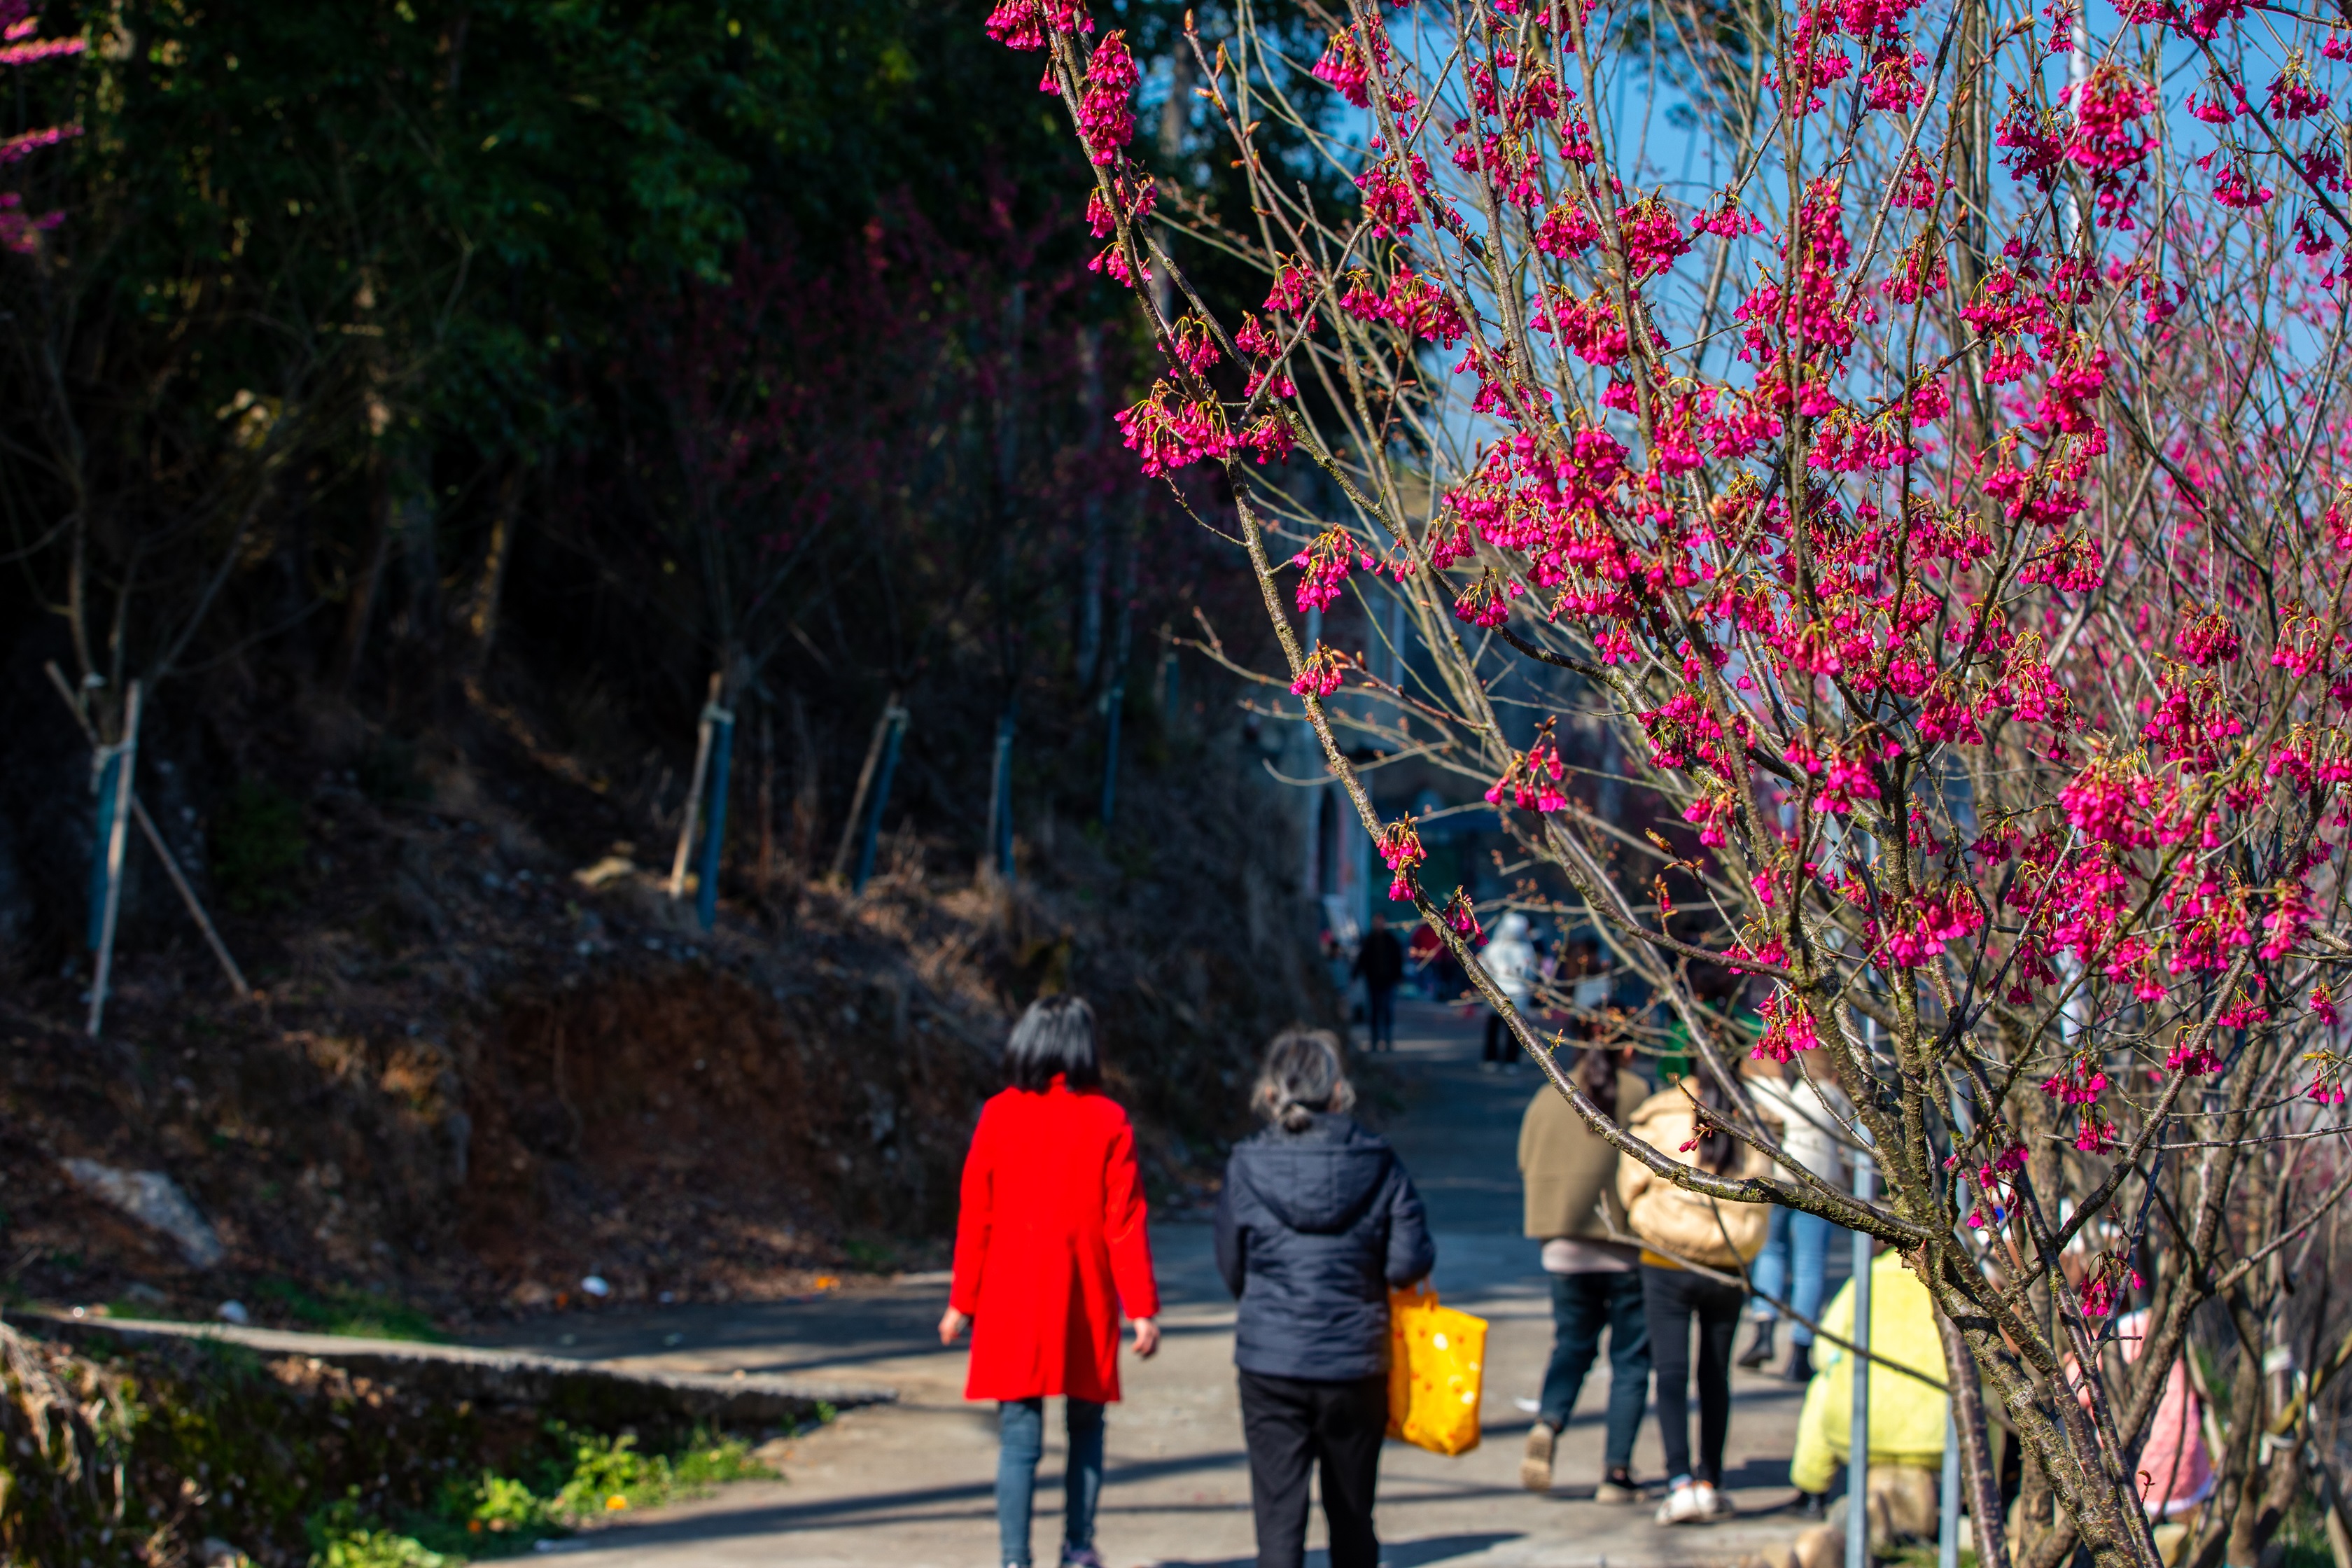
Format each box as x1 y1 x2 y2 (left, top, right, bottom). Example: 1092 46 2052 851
790 690 820 872
465 462 522 673
337 451 392 690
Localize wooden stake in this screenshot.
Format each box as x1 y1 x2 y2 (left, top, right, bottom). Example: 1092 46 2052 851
831 692 901 885
88 680 142 1038
668 671 723 899
46 662 249 1000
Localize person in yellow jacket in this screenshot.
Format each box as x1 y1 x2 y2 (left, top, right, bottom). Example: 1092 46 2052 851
1618 1076 1777 1526
1791 1248 1949 1508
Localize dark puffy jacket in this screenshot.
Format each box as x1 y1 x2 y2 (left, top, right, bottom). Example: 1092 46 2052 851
1214 1113 1436 1381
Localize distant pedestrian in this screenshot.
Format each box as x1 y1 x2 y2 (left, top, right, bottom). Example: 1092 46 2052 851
1516 1044 1653 1502
943 995 1161 1568
1407 920 1442 996
1352 916 1406 1051
1217 1029 1435 1568
1480 912 1539 1070
1737 1054 1852 1382
1618 1074 1776 1526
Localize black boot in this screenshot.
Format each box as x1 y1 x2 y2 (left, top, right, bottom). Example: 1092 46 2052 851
1737 1320 1776 1370
1782 1340 1814 1383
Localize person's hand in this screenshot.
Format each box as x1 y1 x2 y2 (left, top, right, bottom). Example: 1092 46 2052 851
939 1306 970 1346
1130 1317 1161 1359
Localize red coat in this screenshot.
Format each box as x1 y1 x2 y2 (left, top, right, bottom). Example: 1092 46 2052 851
950 1079 1160 1403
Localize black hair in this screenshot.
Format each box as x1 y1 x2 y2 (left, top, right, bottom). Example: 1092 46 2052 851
1252 1028 1356 1132
1004 994 1102 1091
1576 1044 1619 1122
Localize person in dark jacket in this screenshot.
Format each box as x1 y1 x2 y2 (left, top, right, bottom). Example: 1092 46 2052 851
1216 1029 1434 1568
1350 917 1406 1051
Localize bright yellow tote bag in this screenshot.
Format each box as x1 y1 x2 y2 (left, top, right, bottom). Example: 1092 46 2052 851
1386 1282 1487 1456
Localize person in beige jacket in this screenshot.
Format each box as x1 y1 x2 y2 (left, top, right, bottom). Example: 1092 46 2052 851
1618 1073 1777 1527
1516 1046 1654 1501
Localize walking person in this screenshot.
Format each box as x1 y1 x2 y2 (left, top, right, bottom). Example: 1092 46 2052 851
1480 911 1539 1069
943 995 1162 1568
1352 915 1406 1051
1618 1071 1777 1525
1217 1029 1434 1568
1737 1053 1851 1381
1517 1043 1653 1502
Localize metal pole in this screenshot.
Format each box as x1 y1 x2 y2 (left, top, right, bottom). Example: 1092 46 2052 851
1940 1406 1962 1568
1942 1074 1972 1568
853 708 906 892
88 680 143 1039
85 750 120 953
694 702 736 931
1849 1145 1875 1568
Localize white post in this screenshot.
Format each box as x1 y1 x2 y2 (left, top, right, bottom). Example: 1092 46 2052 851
88 680 143 1039
1849 1144 1874 1568
2066 15 2090 243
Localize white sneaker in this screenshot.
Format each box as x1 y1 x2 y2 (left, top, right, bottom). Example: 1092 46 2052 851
1520 1422 1556 1492
1656 1482 1712 1525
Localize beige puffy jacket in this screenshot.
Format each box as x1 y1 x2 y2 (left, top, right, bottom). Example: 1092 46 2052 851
1616 1086 1777 1269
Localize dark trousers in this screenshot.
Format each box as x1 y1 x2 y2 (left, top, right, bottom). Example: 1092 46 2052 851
1639 1263 1745 1486
1237 1368 1386 1568
1484 1011 1511 1062
1538 1270 1653 1471
1366 985 1397 1050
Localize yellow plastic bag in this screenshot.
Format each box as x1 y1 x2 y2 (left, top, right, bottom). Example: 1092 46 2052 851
1387 1282 1486 1456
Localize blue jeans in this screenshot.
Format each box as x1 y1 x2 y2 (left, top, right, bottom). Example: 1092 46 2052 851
1366 985 1396 1049
1538 1270 1653 1471
997 1396 1105 1566
1750 1205 1832 1345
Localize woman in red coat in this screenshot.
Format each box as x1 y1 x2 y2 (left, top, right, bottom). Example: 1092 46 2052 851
941 994 1161 1568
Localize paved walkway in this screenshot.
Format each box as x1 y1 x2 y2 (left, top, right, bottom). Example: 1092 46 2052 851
488 1000 1830 1567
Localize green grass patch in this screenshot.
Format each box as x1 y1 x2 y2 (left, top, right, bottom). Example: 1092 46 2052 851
307 1425 772 1562
253 1276 449 1342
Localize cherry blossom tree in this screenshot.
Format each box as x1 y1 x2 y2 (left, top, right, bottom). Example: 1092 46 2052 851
991 0 2352 1563
0 0 82 253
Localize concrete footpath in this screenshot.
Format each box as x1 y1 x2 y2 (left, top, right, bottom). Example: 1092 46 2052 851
479 1000 1831 1567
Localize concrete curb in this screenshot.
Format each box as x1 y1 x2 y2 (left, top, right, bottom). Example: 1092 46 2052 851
20 1310 897 1427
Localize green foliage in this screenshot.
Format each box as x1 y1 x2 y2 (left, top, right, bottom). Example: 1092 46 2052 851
308 1425 771 1563
308 1499 460 1568
2268 1492 2339 1568
4 1322 793 1565
210 779 307 916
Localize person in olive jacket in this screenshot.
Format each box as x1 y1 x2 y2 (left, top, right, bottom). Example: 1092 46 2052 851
1516 1044 1654 1501
1216 1029 1434 1568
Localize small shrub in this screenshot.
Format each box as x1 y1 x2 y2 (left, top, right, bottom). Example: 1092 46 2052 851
211 778 307 915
